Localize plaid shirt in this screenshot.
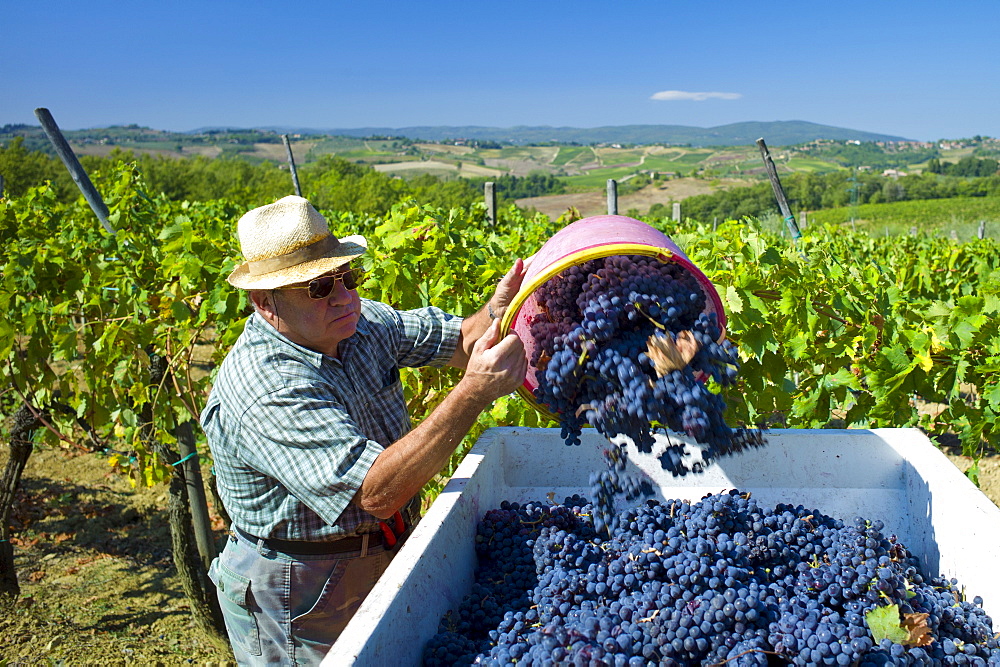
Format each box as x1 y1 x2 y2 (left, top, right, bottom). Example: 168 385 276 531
201 299 463 541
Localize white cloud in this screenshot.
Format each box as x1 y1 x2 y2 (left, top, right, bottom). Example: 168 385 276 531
650 90 742 102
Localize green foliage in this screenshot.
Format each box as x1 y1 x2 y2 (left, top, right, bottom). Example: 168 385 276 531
0 142 488 213
0 164 247 486
809 197 1000 236
927 156 1000 177
0 164 557 501
660 216 1000 457
127 151 292 206
302 156 407 216
680 170 1000 222
403 174 480 210
0 137 76 200
465 173 566 199
4 161 998 507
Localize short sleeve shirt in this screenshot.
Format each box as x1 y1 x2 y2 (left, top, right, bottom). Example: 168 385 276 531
200 299 463 540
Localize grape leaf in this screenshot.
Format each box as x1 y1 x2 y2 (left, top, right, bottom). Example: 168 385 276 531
724 285 744 313
866 604 908 644
965 461 980 487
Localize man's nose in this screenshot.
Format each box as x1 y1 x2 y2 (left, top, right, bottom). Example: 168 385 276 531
326 278 353 304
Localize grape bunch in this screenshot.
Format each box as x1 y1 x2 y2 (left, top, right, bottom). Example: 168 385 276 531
528 254 763 476
588 445 653 536
422 490 1000 666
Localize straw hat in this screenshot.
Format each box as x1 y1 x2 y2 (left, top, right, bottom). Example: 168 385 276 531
227 195 367 290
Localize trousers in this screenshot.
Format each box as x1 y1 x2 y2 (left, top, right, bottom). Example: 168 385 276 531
208 528 396 665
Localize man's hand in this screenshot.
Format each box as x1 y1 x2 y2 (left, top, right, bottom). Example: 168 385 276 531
458 319 527 404
486 257 531 323
450 256 534 369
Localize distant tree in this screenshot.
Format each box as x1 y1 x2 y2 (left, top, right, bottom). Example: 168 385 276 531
304 156 406 215
465 173 565 199
925 156 998 178
0 137 74 200
406 174 479 209
647 203 669 218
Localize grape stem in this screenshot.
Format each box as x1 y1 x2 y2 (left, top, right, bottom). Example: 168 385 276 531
635 305 666 330
637 609 660 623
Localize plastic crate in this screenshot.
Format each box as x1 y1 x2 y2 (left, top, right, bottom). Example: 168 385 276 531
324 428 1000 666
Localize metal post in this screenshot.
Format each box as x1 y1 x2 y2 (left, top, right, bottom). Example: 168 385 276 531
672 202 681 222
34 108 115 235
607 179 618 215
978 220 987 239
484 182 496 226
281 134 302 197
756 138 801 240
713 216 718 231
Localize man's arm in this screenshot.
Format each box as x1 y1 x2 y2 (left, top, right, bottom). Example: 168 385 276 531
449 258 529 369
353 319 527 518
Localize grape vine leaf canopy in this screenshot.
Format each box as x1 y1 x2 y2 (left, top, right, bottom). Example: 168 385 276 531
226 195 367 290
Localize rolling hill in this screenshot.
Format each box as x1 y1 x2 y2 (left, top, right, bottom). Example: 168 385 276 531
258 121 910 147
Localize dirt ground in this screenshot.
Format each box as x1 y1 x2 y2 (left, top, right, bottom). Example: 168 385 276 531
936 434 1000 505
1 446 233 664
1 435 997 664
516 177 743 220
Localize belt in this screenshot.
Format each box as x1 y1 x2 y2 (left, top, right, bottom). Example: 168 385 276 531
233 525 383 555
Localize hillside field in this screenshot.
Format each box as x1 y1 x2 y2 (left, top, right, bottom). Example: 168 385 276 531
516 177 743 219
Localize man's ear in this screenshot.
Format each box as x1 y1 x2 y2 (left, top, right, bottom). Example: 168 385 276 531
249 289 277 323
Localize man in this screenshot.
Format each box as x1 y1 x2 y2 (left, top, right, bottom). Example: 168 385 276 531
201 195 528 664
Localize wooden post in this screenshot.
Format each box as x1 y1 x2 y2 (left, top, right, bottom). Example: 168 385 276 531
951 229 959 241
755 138 801 240
607 179 618 215
281 134 302 197
176 420 218 571
979 220 987 239
34 108 115 235
672 202 681 222
1 403 42 597
799 211 806 230
713 216 718 231
484 182 496 226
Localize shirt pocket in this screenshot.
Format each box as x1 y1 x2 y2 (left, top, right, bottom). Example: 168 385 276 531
209 559 262 657
380 366 400 390
364 371 408 442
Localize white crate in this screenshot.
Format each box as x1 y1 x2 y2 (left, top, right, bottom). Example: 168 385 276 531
324 428 1000 667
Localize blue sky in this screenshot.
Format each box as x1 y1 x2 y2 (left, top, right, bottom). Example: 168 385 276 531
4 0 999 141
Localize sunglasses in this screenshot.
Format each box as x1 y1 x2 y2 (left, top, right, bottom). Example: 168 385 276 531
276 267 365 299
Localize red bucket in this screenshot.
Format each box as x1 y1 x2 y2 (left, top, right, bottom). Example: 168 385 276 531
499 215 726 417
